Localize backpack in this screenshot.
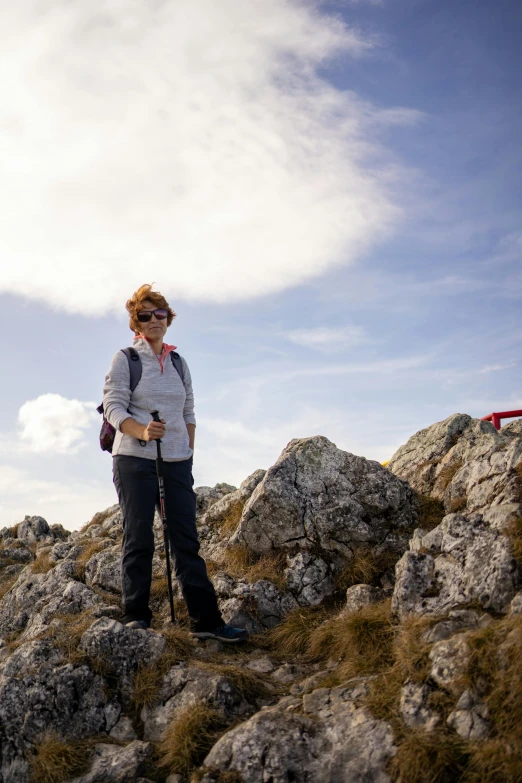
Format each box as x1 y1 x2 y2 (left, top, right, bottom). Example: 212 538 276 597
97 347 185 453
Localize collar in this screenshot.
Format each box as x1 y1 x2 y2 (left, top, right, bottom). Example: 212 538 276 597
134 335 177 373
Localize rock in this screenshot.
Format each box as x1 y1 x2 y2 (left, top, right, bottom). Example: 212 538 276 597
447 689 490 740
198 470 266 562
84 545 122 593
284 551 335 607
213 573 298 633
203 679 396 783
392 512 520 618
0 639 63 679
271 663 308 684
388 414 522 516
422 610 484 644
140 662 252 741
0 663 117 780
79 618 165 697
509 591 522 615
345 584 385 613
246 656 277 674
67 740 153 783
502 419 522 437
234 437 417 563
196 484 237 518
429 634 471 693
399 681 440 731
109 715 138 742
0 542 33 563
0 561 106 639
16 515 54 545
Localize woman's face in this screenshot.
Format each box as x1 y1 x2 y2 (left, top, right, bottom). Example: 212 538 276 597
136 299 168 343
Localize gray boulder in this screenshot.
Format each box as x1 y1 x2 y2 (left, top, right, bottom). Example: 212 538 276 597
447 688 490 740
141 662 252 741
67 741 153 783
213 573 298 633
202 680 396 782
0 662 119 781
399 681 440 732
233 436 416 560
392 512 520 618
195 483 237 518
15 515 54 545
344 584 385 614
388 413 522 516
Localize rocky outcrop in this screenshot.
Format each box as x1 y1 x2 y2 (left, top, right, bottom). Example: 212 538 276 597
0 413 521 783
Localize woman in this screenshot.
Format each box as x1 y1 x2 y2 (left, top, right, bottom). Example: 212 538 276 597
103 283 248 642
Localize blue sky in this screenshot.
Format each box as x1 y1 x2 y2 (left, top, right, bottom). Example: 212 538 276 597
0 0 520 529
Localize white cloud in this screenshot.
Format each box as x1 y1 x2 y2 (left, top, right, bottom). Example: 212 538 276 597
0 0 416 314
18 393 97 454
0 464 116 530
285 325 366 351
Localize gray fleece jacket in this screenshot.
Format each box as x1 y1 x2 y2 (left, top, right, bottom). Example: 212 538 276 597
102 337 195 461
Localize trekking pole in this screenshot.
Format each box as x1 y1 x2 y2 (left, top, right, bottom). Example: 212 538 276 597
151 410 176 624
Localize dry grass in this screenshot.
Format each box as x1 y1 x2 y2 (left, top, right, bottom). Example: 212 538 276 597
0 576 17 601
32 551 54 574
196 661 272 702
158 703 227 777
266 605 333 658
449 496 468 513
218 503 244 537
308 601 395 681
335 548 398 592
37 611 97 666
74 541 107 581
132 627 195 711
132 664 163 711
162 624 195 658
417 494 446 531
436 460 463 491
29 731 92 783
223 545 287 591
389 731 469 783
364 615 435 724
80 507 116 534
504 517 522 562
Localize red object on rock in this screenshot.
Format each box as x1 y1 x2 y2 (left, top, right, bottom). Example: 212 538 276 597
481 410 522 430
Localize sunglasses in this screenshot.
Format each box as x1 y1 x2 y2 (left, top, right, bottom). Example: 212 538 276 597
137 309 168 323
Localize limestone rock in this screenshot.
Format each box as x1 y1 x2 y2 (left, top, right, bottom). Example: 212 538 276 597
84 545 122 593
0 663 117 781
213 573 298 632
509 591 522 615
284 551 335 606
109 715 138 742
399 681 440 731
388 413 522 516
196 483 237 518
16 515 55 545
447 689 490 740
140 662 252 741
345 584 385 614
234 438 416 563
203 679 396 782
0 561 106 639
67 740 153 783
429 634 471 693
392 512 520 618
79 618 165 696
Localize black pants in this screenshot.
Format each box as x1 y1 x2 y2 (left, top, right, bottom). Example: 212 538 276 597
112 454 223 631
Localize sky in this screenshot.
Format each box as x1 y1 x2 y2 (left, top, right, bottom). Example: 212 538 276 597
0 0 521 530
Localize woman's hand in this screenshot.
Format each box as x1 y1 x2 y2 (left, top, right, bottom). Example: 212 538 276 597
120 417 166 441
142 418 166 442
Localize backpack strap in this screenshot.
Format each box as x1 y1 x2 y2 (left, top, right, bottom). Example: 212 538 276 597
170 352 185 385
121 347 142 393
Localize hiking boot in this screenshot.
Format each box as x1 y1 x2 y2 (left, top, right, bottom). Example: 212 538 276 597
191 624 249 643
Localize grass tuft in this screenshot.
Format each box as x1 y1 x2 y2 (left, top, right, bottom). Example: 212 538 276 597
191 767 245 782
32 551 54 574
389 731 469 783
74 541 107 582
219 503 244 537
0 576 17 601
29 731 92 783
223 545 287 590
266 605 332 658
417 494 446 531
158 703 227 777
307 600 395 680
196 661 271 702
335 548 398 592
436 460 463 491
504 517 522 562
